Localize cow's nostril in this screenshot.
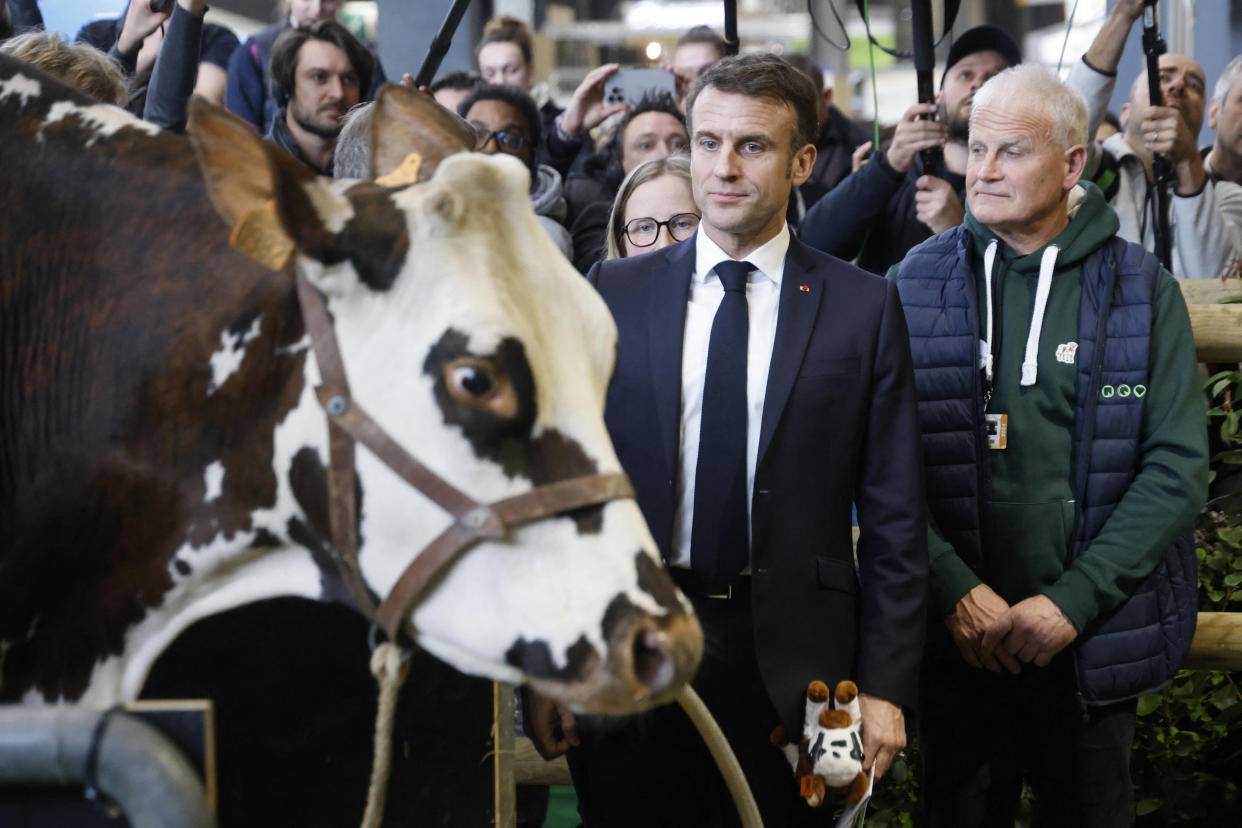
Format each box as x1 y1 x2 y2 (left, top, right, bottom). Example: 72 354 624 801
632 625 675 692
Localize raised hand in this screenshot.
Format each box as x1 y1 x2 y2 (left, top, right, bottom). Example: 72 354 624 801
559 63 629 139
886 102 947 174
914 174 965 234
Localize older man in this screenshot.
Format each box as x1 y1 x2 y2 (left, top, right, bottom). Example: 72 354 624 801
1206 55 1242 276
1067 0 1236 278
1207 55 1242 185
528 52 928 826
890 65 1207 827
801 25 1020 275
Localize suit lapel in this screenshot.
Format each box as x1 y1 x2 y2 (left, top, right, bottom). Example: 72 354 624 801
648 239 695 482
758 237 824 466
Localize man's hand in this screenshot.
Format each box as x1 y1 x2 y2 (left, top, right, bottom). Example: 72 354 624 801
1140 105 1207 194
858 694 905 781
1083 0 1145 75
851 140 873 173
1115 0 1146 24
983 594 1078 668
659 61 696 112
886 102 946 174
945 584 1021 673
522 687 580 760
559 63 628 139
117 0 172 56
914 175 965 234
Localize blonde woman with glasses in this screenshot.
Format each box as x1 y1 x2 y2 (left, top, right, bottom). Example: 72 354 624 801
605 155 699 259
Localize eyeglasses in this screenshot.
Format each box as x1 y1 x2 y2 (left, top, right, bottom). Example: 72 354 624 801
624 213 701 248
474 128 527 153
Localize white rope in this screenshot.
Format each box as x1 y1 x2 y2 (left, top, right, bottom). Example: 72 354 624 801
677 685 764 828
359 642 411 828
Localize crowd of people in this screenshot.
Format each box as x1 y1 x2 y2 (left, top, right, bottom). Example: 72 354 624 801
3 0 1239 825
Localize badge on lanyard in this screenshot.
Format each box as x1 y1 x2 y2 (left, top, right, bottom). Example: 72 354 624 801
986 413 1008 450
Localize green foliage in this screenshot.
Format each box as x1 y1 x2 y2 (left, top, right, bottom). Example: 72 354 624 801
862 741 919 827
1129 368 1242 826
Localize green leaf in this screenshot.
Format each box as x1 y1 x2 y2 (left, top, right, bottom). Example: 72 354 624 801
1218 526 1242 543
1204 368 1239 387
1223 412 1240 443
1137 694 1162 716
1213 377 1236 397
1217 295 1242 304
1136 798 1163 815
1209 686 1238 711
1225 572 1242 587
1214 450 1242 465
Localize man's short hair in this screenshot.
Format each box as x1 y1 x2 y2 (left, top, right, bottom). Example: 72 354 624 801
476 15 533 65
430 70 481 95
941 24 1021 88
675 25 726 59
333 101 374 179
0 31 126 105
684 52 819 156
1214 54 1242 103
269 20 374 109
607 91 686 164
783 54 825 95
457 82 543 169
971 64 1088 151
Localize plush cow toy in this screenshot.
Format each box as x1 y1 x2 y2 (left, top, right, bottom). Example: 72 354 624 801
771 680 869 808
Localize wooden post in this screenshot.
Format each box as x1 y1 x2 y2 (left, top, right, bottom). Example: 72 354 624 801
1178 279 1242 363
494 683 517 827
1185 612 1242 672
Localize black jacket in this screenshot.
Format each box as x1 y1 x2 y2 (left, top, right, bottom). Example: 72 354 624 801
799 149 965 276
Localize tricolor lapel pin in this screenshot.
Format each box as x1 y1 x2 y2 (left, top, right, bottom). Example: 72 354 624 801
799 284 810 293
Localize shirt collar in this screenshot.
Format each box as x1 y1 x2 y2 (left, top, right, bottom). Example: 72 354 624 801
693 223 790 287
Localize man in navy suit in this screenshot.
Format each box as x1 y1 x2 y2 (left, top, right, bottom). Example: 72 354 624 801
526 53 928 825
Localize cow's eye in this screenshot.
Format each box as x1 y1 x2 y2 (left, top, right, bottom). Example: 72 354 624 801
450 363 495 398
443 357 518 418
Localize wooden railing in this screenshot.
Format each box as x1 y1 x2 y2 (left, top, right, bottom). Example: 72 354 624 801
1181 278 1242 363
1181 279 1242 671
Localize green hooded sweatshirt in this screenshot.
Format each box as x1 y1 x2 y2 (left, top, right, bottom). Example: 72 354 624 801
892 183 1208 628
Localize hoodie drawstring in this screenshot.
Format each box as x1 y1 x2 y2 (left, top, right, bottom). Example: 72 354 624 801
982 240 999 389
1021 245 1060 386
983 240 1061 392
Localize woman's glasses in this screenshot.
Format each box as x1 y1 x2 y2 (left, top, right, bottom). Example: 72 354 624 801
624 213 701 248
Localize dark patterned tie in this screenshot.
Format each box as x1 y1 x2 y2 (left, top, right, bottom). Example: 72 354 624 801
690 260 752 591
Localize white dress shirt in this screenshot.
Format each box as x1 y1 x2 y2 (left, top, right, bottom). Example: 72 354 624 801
670 226 789 568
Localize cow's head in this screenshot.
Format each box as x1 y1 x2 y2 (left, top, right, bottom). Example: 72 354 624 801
187 89 701 714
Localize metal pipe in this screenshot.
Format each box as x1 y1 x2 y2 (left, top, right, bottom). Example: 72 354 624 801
413 0 475 89
0 706 214 828
722 0 739 56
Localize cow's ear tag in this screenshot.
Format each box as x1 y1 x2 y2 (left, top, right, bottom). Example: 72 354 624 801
799 775 815 798
229 199 295 271
375 152 423 188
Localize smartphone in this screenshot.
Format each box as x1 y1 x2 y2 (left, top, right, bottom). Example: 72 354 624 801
604 68 677 107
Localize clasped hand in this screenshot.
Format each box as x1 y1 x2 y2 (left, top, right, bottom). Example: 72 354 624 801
946 585 1077 674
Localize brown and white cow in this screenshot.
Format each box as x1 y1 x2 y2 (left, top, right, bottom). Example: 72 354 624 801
0 54 700 727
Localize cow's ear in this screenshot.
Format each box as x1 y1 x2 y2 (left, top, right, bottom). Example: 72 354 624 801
370 83 475 182
187 97 341 273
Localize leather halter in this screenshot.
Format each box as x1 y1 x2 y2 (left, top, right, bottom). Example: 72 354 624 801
295 273 636 640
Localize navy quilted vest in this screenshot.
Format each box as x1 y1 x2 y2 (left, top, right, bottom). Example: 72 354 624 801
896 226 1197 707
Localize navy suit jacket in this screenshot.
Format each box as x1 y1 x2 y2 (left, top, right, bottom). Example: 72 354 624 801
587 233 928 732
